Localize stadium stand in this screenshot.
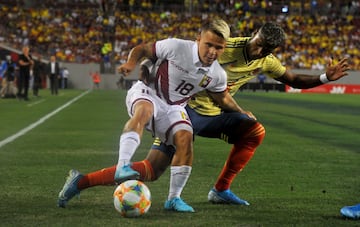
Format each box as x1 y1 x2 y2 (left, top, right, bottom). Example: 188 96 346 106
0 0 359 70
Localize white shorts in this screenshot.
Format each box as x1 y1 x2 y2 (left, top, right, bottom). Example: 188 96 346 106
126 81 193 146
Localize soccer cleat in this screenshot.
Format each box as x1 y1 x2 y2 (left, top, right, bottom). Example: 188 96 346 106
58 169 83 208
340 203 360 219
164 197 195 212
114 164 140 184
208 188 250 205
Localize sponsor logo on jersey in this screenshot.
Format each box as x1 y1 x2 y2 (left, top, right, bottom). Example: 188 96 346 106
170 60 189 74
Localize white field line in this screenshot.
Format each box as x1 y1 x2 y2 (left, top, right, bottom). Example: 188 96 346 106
0 90 91 149
27 99 46 107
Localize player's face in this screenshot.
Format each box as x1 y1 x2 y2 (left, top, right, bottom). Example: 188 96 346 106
247 32 274 60
197 30 226 67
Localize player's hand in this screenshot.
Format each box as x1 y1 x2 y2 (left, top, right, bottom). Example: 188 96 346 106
325 58 350 81
117 62 136 77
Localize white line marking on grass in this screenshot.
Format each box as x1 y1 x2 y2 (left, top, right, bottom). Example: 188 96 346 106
27 99 46 107
0 90 91 149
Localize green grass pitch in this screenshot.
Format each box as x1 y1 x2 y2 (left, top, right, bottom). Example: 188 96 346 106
0 89 359 226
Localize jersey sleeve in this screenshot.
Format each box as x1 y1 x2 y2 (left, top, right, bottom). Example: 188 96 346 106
262 54 286 78
155 38 179 60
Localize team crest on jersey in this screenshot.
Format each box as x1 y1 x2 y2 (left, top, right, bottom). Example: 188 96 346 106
198 74 212 88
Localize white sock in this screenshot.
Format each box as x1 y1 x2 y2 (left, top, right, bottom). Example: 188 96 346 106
168 165 192 200
116 131 140 170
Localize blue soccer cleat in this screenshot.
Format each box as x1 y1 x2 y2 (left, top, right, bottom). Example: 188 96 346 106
114 164 140 184
208 188 250 205
164 197 195 212
340 203 360 219
58 169 83 208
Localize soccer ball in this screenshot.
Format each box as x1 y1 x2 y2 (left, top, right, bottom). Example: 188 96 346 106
113 180 151 218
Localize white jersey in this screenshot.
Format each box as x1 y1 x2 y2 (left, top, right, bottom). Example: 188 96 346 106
153 38 227 106
124 38 227 146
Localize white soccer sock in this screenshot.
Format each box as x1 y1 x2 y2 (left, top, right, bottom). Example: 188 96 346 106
117 131 140 170
168 165 192 200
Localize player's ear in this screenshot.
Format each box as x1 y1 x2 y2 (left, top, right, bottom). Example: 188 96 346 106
196 32 202 42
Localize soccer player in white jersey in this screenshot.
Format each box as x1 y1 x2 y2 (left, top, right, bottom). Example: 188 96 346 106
58 19 254 212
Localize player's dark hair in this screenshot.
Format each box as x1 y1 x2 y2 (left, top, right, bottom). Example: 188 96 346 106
258 22 285 49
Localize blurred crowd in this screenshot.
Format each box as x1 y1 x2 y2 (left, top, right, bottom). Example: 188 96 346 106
0 0 359 70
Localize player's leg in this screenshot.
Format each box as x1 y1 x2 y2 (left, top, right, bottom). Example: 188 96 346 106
164 129 194 212
58 81 155 208
187 106 265 205
114 99 153 183
144 138 174 180
80 148 171 188
57 140 173 208
209 119 265 205
161 106 195 212
114 81 158 183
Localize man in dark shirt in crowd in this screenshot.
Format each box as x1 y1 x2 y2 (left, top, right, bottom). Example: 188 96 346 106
17 46 34 101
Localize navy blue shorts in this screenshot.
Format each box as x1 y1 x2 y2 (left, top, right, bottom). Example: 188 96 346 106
185 106 257 144
151 106 257 157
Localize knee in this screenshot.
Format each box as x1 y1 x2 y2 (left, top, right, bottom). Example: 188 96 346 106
245 122 266 146
135 101 154 122
172 130 194 165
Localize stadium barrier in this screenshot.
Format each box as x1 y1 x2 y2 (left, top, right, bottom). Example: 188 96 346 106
286 84 360 94
39 63 360 94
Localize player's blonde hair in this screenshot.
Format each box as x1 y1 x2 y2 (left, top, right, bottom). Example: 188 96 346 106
201 19 230 40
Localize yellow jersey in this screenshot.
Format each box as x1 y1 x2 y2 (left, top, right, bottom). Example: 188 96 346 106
188 37 286 116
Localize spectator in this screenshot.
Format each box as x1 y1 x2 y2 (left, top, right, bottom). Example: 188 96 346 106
17 46 34 101
0 55 17 98
32 55 45 97
0 2 358 70
62 67 69 89
90 71 101 89
256 73 267 91
46 55 60 95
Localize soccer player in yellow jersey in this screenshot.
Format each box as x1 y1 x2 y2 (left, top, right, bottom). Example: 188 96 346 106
57 22 350 207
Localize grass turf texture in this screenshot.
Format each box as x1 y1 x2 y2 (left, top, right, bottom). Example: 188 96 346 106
0 89 359 226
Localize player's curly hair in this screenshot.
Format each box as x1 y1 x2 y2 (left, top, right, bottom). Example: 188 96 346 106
258 22 286 49
201 18 230 41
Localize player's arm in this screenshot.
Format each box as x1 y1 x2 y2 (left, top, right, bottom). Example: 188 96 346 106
117 42 155 77
276 58 350 88
208 90 256 120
